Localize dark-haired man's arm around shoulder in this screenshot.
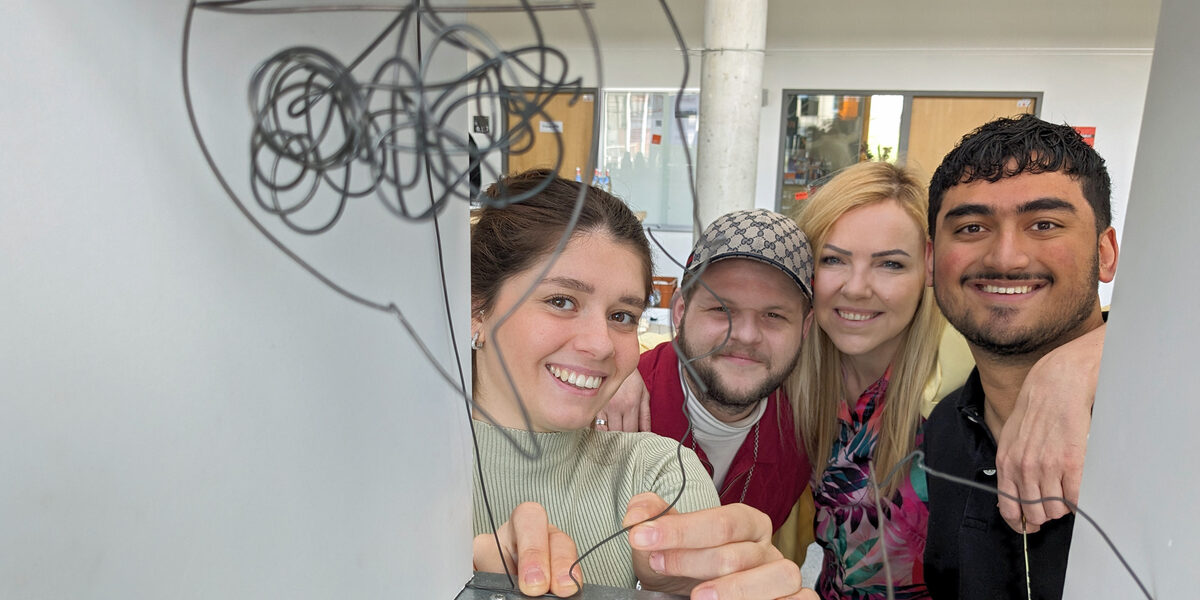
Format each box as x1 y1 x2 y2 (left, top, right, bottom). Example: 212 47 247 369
995 323 1104 533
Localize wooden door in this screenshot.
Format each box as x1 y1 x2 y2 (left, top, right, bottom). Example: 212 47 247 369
905 96 1037 181
504 90 597 180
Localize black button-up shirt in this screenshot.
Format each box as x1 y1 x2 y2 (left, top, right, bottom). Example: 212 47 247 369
922 368 1075 600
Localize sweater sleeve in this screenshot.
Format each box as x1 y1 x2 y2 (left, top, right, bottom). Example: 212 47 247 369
634 435 720 514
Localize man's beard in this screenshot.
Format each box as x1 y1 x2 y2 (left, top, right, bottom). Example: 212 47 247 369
675 318 802 416
938 254 1100 359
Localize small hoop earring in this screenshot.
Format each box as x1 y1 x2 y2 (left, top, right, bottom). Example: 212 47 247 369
470 331 484 350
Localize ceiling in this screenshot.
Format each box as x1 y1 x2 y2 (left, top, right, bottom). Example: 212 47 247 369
468 0 1161 51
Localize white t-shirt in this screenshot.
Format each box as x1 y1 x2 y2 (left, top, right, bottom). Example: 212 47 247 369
679 363 767 489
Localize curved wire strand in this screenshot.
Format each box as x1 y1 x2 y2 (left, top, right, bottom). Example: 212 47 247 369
867 450 1155 600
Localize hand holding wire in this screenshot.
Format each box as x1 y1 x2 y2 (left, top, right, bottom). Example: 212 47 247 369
624 493 814 600
472 502 582 598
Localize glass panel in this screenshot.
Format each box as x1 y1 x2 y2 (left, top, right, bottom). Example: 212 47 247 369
599 90 699 229
778 93 903 217
780 93 864 217
865 95 904 164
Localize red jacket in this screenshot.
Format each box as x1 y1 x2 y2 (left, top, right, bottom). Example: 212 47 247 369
639 341 810 532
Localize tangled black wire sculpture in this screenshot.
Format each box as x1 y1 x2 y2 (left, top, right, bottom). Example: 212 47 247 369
182 0 599 386
233 2 589 233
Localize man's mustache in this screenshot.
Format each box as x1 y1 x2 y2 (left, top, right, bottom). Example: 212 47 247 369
959 271 1054 284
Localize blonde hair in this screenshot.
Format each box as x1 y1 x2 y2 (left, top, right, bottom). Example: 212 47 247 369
787 161 945 498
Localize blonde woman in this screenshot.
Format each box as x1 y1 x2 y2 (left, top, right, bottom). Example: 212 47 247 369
788 161 941 599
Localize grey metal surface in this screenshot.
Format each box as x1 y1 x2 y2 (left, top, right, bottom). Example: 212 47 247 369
456 572 687 600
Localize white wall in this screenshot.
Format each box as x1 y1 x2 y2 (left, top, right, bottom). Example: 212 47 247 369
470 0 1160 305
0 3 471 598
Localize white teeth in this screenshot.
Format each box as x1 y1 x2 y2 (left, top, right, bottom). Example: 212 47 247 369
548 366 603 389
838 310 875 321
981 284 1035 295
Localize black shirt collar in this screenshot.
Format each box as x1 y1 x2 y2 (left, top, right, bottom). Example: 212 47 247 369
953 368 999 474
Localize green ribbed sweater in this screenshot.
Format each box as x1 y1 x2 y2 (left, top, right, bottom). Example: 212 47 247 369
472 420 720 589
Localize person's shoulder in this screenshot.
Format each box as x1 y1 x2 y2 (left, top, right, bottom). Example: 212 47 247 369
922 380 972 460
591 431 702 475
619 431 717 510
926 367 980 427
638 340 676 371
926 384 964 426
639 343 686 412
615 431 706 474
581 429 672 455
618 429 687 456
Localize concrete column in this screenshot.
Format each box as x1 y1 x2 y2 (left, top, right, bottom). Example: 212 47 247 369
694 0 768 233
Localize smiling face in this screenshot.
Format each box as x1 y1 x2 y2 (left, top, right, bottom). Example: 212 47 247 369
473 232 647 432
674 259 810 420
932 170 1118 358
813 200 930 365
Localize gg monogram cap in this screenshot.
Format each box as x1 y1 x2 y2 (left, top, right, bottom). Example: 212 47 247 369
684 209 814 300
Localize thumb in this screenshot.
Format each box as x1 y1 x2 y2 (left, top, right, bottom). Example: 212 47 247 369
623 491 671 528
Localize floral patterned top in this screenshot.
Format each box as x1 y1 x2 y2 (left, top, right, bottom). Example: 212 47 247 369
813 369 930 600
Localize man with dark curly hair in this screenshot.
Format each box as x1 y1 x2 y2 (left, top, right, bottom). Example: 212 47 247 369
923 114 1117 599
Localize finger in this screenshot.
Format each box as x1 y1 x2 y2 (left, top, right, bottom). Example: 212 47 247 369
688 557 802 600
1008 488 1044 535
996 470 1024 533
1017 463 1048 531
646 541 772 580
472 532 516 574
1062 462 1083 514
510 502 552 596
1036 468 1071 522
997 435 1048 533
547 525 583 597
624 492 681 590
609 410 624 432
1020 517 1042 535
1056 439 1086 517
618 416 641 432
631 503 772 552
614 398 640 432
612 408 632 433
995 415 1027 532
1036 451 1075 523
623 492 674 529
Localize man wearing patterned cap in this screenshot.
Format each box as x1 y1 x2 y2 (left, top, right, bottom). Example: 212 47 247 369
619 209 815 531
